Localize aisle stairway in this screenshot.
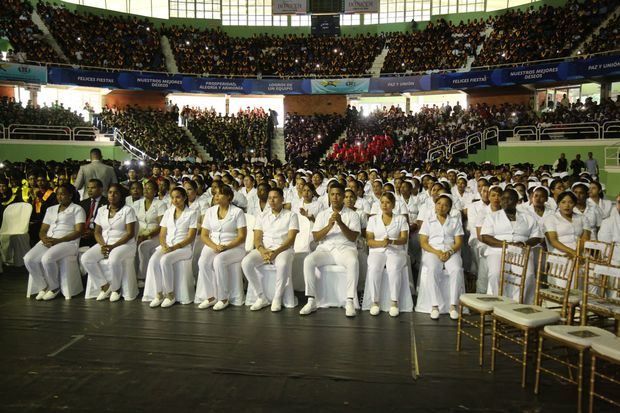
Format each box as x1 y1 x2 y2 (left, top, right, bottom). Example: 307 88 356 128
182 126 212 161
572 3 620 56
271 127 285 162
31 9 69 63
371 46 390 77
160 35 179 74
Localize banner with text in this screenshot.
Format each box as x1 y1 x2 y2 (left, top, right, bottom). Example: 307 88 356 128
272 0 307 14
0 62 47 84
344 0 379 13
310 78 369 94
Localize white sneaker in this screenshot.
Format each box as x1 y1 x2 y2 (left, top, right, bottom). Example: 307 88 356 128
110 291 121 302
369 303 380 316
161 297 176 308
96 288 112 301
299 298 317 315
271 299 282 312
449 309 459 320
35 290 47 301
345 299 356 317
43 289 59 301
389 306 400 317
250 297 270 311
430 308 440 320
149 296 163 308
213 300 229 311
198 299 215 309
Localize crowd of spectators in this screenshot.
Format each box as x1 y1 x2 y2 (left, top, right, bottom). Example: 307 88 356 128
585 12 620 54
99 105 199 161
0 96 88 128
540 96 620 124
475 1 615 66
184 106 272 161
0 0 58 63
36 2 164 70
284 113 347 163
383 19 486 74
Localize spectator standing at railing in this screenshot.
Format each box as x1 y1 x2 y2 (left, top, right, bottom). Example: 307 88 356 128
74 148 118 194
585 152 599 178
554 153 568 173
570 154 585 177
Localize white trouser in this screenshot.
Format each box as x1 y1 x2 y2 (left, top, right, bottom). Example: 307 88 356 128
146 245 193 295
366 251 407 303
486 252 535 303
81 243 136 291
303 248 359 299
138 237 160 280
197 245 245 301
421 250 463 307
24 241 78 291
470 240 488 294
241 248 294 301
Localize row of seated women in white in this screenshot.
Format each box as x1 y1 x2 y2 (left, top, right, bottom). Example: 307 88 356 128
23 180 620 321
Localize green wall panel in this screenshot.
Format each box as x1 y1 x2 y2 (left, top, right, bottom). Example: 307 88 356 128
0 142 132 162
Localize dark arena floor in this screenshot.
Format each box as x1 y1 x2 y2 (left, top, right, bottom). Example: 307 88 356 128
0 266 616 412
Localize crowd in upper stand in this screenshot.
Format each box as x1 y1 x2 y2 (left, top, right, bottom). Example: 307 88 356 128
36 2 164 71
587 12 620 54
474 0 615 66
0 97 88 128
284 113 348 163
0 0 57 63
3 0 620 76
99 105 199 161
182 106 272 162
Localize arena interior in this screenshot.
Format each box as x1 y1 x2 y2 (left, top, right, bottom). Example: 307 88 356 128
1 0 620 411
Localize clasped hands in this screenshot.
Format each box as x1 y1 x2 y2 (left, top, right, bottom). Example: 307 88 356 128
41 236 59 248
258 246 278 263
328 211 343 226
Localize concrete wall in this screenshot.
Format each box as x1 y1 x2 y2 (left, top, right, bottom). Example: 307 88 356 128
104 90 167 109
0 140 131 162
283 95 347 115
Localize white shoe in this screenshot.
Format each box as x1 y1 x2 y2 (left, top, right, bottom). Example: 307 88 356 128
449 309 459 320
299 298 317 315
149 296 163 308
161 297 176 308
271 299 282 312
389 306 400 317
369 303 380 316
345 299 356 317
198 299 215 309
43 289 59 301
35 290 47 301
250 297 270 311
96 288 112 301
430 308 440 320
213 301 229 311
110 291 121 302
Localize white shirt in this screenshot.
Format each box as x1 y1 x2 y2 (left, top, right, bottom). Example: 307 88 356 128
588 197 613 220
399 194 421 222
160 206 199 246
419 213 464 251
256 208 299 250
522 203 555 232
134 198 166 234
370 198 409 217
232 190 248 210
367 214 409 253
355 197 372 216
42 203 86 246
574 203 603 230
598 209 620 263
313 206 361 252
543 211 592 254
247 197 271 217
480 210 542 255
241 187 256 199
202 205 246 244
95 205 137 245
125 195 143 209
299 200 323 220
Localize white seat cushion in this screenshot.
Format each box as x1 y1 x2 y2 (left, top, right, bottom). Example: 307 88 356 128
543 325 616 347
459 293 515 312
587 298 620 316
539 288 581 305
591 337 620 362
493 303 561 328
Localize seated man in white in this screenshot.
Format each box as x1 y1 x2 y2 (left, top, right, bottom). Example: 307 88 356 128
241 187 299 312
24 184 85 300
300 183 361 317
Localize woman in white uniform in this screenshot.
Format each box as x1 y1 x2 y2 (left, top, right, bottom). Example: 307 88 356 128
242 188 299 312
81 183 137 302
135 180 166 281
543 191 592 257
571 182 603 238
299 182 322 222
197 185 247 311
588 181 613 219
366 192 409 317
146 186 199 308
598 194 620 265
125 181 143 209
480 188 543 302
418 194 464 320
24 184 85 300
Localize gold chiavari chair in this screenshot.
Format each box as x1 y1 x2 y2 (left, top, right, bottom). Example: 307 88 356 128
457 243 530 366
534 259 619 413
490 250 576 388
589 336 620 413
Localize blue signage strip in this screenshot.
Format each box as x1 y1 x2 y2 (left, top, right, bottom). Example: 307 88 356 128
45 54 620 94
0 62 47 84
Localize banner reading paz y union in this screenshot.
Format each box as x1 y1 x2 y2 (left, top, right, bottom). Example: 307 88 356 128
344 0 379 13
272 0 307 14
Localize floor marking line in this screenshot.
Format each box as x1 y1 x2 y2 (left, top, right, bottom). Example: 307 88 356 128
47 335 85 357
